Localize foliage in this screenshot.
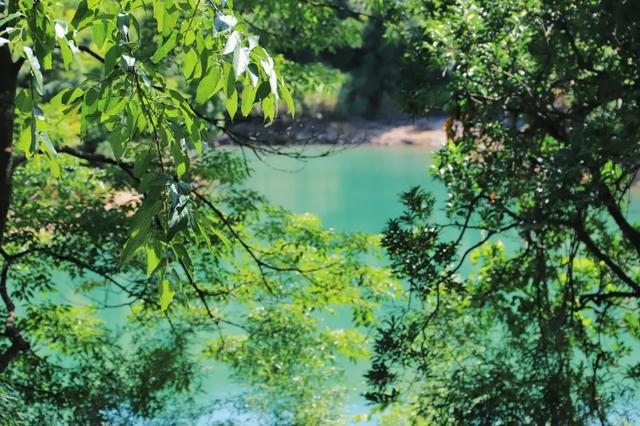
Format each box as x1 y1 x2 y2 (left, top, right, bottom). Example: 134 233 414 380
0 0 402 423
367 0 640 424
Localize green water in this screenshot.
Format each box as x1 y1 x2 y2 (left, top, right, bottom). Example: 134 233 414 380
201 146 441 422
246 146 439 233
54 145 640 422
240 146 640 422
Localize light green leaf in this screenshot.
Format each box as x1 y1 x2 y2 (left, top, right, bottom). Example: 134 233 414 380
153 1 166 32
159 279 175 312
58 37 73 69
241 83 256 116
151 33 178 63
195 66 221 103
183 48 198 79
184 30 196 45
262 94 275 122
92 21 107 49
146 240 163 275
226 89 238 119
39 132 57 157
71 1 93 31
280 78 295 117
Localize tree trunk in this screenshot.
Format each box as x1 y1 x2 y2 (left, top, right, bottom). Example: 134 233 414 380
0 43 20 247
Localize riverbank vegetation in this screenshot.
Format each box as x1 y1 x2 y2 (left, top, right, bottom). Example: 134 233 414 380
1 0 639 424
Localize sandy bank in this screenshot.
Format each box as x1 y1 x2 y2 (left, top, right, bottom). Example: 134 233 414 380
214 116 447 149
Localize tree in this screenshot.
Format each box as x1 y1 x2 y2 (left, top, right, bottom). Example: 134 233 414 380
0 0 400 422
368 0 640 424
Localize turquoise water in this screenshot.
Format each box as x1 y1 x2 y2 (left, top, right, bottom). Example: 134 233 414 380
246 145 439 233
242 146 640 423
53 145 640 422
198 146 441 422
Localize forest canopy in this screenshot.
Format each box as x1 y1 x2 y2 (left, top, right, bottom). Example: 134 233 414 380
0 0 639 425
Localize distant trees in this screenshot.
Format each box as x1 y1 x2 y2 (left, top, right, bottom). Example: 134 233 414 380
369 1 640 423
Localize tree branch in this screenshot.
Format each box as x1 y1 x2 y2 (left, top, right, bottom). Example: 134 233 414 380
597 184 640 259
0 258 29 373
574 221 640 294
57 145 137 181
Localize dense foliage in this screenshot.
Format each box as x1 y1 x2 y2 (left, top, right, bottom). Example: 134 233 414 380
3 0 640 424
0 0 400 423
368 0 640 424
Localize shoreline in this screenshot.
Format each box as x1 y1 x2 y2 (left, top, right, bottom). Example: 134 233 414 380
214 116 447 150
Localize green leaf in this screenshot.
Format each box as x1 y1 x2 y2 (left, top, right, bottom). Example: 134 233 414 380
17 128 30 157
226 89 238 119
162 2 180 37
172 243 193 280
184 30 196 45
255 81 271 102
132 199 163 230
39 132 57 157
61 87 84 105
151 33 178 63
40 133 60 178
117 13 130 38
82 88 99 116
0 12 22 29
195 66 221 104
92 21 107 49
146 240 163 275
262 94 275 122
183 48 198 79
224 63 236 96
23 46 44 95
153 1 166 32
121 227 150 264
241 83 256 116
198 214 232 249
109 131 125 160
280 79 295 117
45 155 61 178
71 0 92 30
104 44 119 74
159 279 175 312
15 90 32 114
29 114 37 156
57 37 73 69
87 0 101 10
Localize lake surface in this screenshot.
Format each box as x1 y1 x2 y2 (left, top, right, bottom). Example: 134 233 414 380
246 145 439 233
57 144 640 423
201 146 441 423
219 145 640 423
